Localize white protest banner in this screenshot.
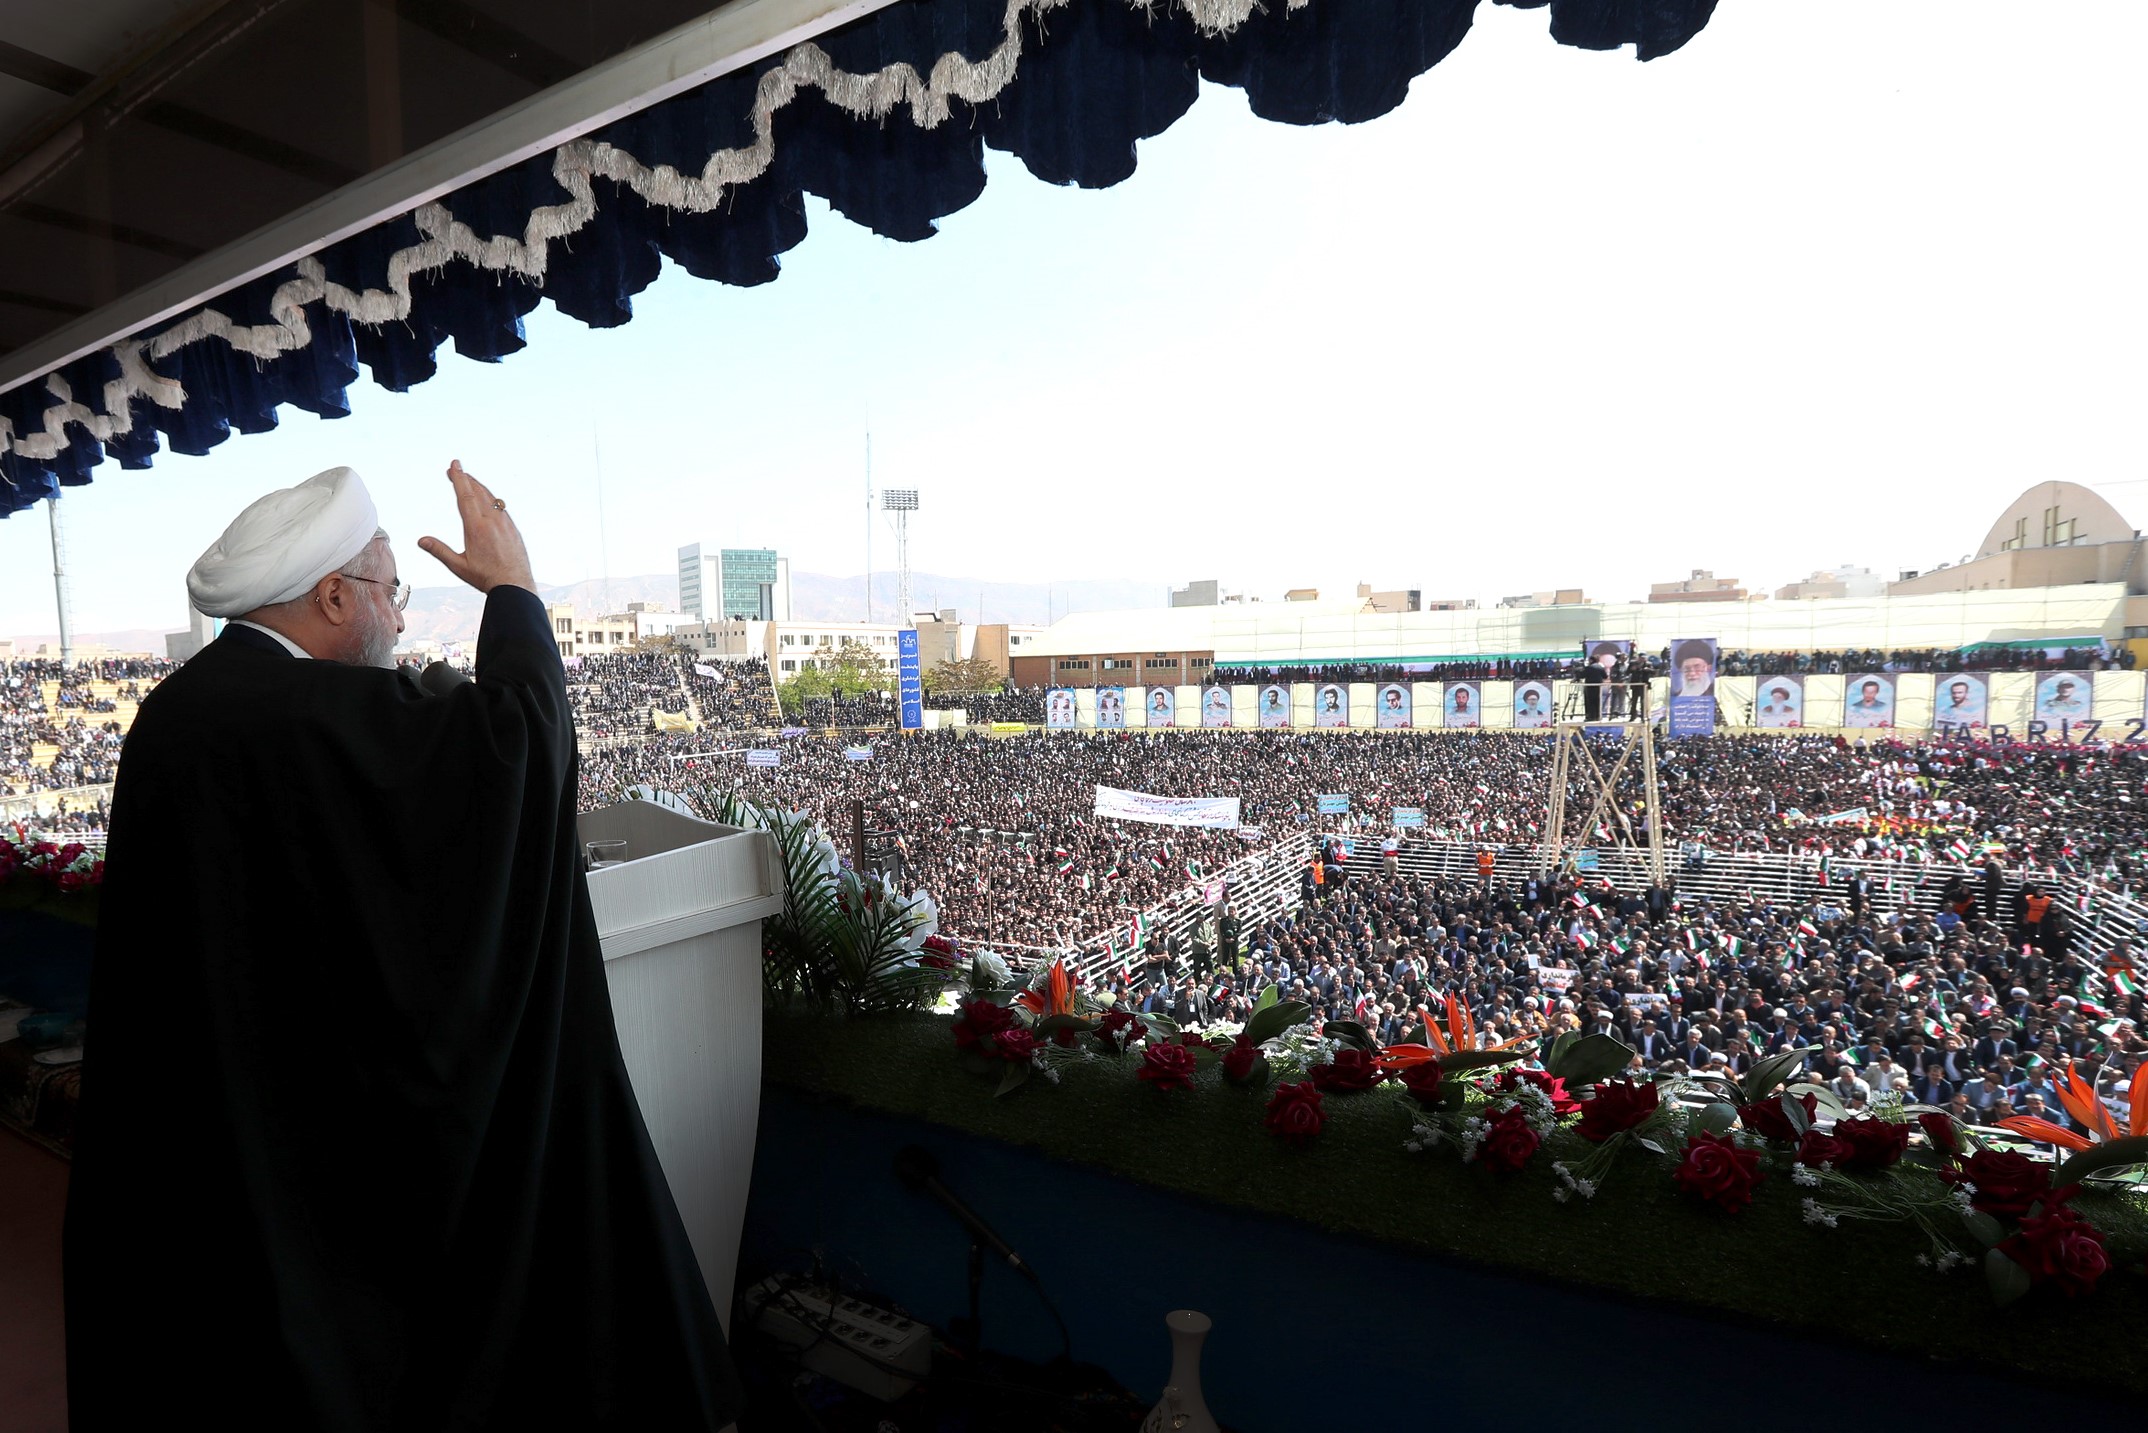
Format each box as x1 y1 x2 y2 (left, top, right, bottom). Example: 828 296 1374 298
1537 966 1579 992
693 662 720 679
1817 808 1868 825
746 749 781 768
843 746 873 762
1093 785 1242 829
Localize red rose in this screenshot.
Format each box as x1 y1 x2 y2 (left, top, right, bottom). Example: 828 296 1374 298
994 1028 1037 1063
1831 1115 1909 1171
1309 1046 1385 1094
1137 1042 1197 1091
1738 1092 1817 1143
1478 1104 1540 1174
1221 1035 1261 1083
1942 1149 2050 1219
1916 1111 1960 1156
1795 1129 1854 1169
1399 1062 1445 1107
1997 1204 2109 1298
1577 1079 1659 1143
1094 1008 1147 1051
1676 1132 1765 1212
1495 1068 1580 1114
1264 1081 1326 1145
952 999 1017 1051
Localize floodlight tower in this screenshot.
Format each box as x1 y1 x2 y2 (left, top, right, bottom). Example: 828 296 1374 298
882 488 918 622
47 497 74 665
1541 719 1665 886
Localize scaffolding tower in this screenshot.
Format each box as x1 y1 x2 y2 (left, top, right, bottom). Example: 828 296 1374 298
1540 720 1666 885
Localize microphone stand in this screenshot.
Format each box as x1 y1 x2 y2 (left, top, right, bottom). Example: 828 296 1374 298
953 1241 986 1354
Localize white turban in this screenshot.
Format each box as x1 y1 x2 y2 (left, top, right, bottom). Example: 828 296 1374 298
187 467 380 618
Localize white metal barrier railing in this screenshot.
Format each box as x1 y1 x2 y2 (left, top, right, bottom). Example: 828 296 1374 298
1064 832 1316 987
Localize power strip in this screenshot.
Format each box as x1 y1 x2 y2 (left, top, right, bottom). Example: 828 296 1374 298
743 1276 932 1401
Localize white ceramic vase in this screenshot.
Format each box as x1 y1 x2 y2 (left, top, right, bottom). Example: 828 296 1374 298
1140 1309 1220 1433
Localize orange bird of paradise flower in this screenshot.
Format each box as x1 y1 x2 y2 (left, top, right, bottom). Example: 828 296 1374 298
1014 959 1075 1019
1996 1059 2147 1153
1376 992 1532 1071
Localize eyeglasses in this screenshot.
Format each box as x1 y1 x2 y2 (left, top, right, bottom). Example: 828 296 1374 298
341 572 411 611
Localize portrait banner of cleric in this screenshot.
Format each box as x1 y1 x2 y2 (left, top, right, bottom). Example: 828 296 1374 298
64 464 741 1431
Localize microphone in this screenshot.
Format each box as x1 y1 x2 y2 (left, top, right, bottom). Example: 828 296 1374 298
893 1145 1037 1282
418 661 473 696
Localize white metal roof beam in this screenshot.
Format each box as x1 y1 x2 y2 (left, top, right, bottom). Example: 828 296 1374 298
0 0 899 399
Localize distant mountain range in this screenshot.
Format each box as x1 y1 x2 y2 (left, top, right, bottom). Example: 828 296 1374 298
13 570 1168 651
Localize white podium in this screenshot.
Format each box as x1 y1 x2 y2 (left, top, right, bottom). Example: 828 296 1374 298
577 800 784 1332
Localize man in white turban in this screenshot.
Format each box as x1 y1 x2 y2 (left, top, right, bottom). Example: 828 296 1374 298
182 465 406 668
68 462 740 1431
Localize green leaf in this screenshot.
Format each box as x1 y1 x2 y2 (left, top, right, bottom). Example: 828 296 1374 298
1253 983 1280 1015
994 1059 1033 1097
1141 1012 1182 1037
1962 1210 2005 1249
1779 1091 1813 1136
1740 1047 1814 1106
1185 1041 1222 1068
1544 1033 1637 1087
1793 1082 1846 1119
1243 1000 1312 1046
1322 1020 1376 1052
1689 1102 1738 1138
1034 1014 1094 1038
1636 1137 1666 1155
1543 1030 1578 1074
1984 1247 2032 1307
2052 1134 2148 1188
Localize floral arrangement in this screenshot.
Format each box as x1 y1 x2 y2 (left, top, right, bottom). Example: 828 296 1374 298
0 827 104 913
942 957 2148 1306
711 796 941 1015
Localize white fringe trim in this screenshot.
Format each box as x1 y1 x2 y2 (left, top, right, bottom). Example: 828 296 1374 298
2 0 1307 467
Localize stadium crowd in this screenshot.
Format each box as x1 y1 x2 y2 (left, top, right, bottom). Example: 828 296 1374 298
571 726 2148 1130
1213 644 2130 689
3 657 168 799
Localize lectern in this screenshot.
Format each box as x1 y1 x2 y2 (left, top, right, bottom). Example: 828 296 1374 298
577 799 784 1331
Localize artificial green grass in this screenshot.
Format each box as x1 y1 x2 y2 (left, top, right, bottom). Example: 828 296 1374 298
764 1011 2148 1397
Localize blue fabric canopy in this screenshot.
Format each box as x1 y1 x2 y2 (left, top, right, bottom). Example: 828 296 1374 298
0 0 1715 516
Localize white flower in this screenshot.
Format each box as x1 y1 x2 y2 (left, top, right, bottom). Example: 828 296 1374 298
1552 1188 1572 1203
1915 1252 1931 1267
1791 1164 1821 1188
1575 1179 1598 1199
1799 1198 1838 1228
969 950 1013 992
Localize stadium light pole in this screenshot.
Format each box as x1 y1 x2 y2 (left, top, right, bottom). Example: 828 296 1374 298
47 497 73 666
882 488 918 625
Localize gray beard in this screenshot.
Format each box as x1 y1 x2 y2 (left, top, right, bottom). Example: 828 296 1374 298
350 602 398 669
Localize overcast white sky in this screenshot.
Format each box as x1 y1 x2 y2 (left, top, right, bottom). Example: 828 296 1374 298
4 0 2144 639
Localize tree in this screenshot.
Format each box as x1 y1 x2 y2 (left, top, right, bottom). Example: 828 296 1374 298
923 656 1002 694
818 638 891 697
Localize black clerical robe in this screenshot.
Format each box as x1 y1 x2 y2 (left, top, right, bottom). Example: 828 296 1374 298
65 587 739 1431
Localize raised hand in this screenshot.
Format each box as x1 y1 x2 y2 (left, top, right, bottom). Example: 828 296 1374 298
417 460 537 595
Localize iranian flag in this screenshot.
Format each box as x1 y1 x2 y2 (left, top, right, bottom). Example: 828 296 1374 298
1796 918 1820 938
1054 851 1075 875
1921 1016 1949 1041
1724 936 1744 958
1683 930 1698 951
1900 971 1922 994
1575 929 1597 950
2111 969 2140 996
1613 936 1632 955
1570 893 1590 909
1948 837 1972 860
